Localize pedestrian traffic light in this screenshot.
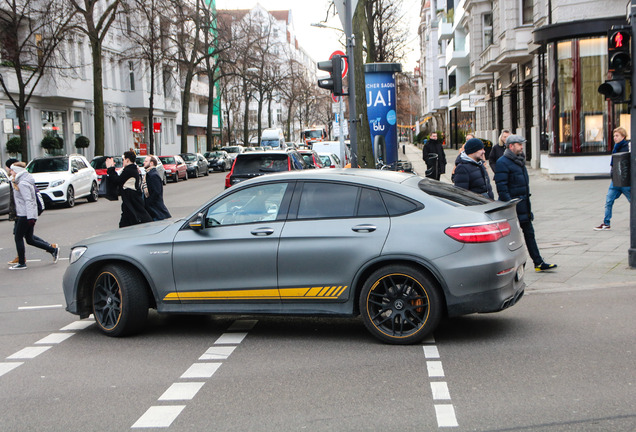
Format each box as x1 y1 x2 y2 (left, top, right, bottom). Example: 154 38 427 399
608 28 631 75
317 55 344 96
598 78 626 102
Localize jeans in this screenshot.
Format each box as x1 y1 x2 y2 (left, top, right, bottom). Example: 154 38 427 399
604 182 631 225
14 217 54 265
520 220 543 267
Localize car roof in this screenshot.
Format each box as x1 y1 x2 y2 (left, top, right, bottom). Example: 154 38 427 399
235 168 417 188
236 150 289 156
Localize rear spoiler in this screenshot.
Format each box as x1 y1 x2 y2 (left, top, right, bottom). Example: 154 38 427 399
483 198 521 214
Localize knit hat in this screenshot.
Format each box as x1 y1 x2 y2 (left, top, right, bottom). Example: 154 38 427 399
5 158 18 169
464 138 484 155
505 134 527 146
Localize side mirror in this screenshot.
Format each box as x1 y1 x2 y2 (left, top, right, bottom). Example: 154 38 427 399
72 167 79 173
189 212 204 230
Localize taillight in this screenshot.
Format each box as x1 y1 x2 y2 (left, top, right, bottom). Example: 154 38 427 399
225 160 235 188
444 220 511 243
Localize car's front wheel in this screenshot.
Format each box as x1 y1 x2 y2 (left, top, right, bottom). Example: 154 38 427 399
204 166 209 176
66 186 75 208
92 264 149 337
87 181 98 202
359 265 442 345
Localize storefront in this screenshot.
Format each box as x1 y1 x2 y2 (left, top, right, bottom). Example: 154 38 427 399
534 17 628 176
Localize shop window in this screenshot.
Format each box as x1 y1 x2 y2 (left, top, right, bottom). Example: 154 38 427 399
579 37 608 153
557 41 574 153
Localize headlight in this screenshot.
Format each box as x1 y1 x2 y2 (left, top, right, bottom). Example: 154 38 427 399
69 246 87 264
50 179 65 188
165 169 172 173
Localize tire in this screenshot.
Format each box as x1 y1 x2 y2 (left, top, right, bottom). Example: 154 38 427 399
174 174 179 183
220 163 225 172
92 264 149 337
87 181 98 202
183 171 188 181
66 186 75 208
359 265 442 345
194 168 199 178
163 175 167 185
204 166 209 176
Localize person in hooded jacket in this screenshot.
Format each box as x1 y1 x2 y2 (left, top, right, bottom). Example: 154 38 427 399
105 150 152 228
8 162 59 270
142 155 171 221
453 138 494 199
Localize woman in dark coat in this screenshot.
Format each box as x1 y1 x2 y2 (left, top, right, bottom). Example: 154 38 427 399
143 155 171 221
106 150 152 228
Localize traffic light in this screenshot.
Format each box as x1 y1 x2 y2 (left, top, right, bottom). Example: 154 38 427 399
598 79 626 102
608 28 631 75
317 55 344 96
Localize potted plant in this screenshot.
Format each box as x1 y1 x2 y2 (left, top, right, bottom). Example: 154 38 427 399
6 136 21 156
75 135 90 149
41 135 64 155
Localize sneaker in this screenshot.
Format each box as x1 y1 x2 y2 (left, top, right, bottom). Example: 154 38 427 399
535 262 557 272
593 223 611 231
51 245 59 264
9 263 27 270
7 256 19 265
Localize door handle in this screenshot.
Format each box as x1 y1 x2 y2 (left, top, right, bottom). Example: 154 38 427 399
352 224 376 233
251 228 275 236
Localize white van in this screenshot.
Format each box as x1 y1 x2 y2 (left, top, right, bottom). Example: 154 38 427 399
312 141 350 166
261 128 286 150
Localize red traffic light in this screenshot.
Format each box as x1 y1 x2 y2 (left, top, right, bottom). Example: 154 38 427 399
610 31 630 50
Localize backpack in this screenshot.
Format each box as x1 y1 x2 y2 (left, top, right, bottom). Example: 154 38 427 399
34 185 45 216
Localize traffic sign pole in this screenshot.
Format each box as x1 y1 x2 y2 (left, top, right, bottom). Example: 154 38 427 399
629 0 636 267
345 0 357 168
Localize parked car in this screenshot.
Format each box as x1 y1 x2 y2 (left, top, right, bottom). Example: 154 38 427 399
0 168 11 215
62 169 526 344
298 149 325 168
318 152 342 168
135 155 167 185
225 150 307 188
204 151 232 172
158 155 188 182
312 141 351 166
180 152 209 178
91 156 123 192
27 154 98 207
221 145 245 162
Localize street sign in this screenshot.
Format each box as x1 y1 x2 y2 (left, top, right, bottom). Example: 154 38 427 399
332 94 340 103
332 102 340 113
334 0 358 30
330 50 348 78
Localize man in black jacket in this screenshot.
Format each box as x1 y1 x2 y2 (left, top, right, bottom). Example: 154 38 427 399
453 138 494 199
422 132 446 180
106 151 152 228
143 155 171 221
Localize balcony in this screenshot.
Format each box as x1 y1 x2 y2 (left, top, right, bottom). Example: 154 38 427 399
446 48 469 69
438 21 453 40
479 43 504 73
497 26 533 64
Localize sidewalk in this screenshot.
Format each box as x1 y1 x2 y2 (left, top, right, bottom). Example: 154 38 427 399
401 142 635 291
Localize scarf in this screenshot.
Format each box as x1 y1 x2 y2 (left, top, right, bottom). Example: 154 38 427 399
504 148 525 167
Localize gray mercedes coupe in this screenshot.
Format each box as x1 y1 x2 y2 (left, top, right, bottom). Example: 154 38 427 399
62 169 526 344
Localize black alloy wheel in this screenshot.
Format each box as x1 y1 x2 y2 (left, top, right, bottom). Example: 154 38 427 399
92 264 149 337
66 186 75 208
87 181 98 202
360 265 442 344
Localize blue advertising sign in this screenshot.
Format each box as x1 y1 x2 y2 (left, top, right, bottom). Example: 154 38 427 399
365 64 401 165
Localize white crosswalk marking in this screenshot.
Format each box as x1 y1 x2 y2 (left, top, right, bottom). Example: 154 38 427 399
131 406 186 428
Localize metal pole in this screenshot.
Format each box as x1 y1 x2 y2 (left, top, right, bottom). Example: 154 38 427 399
339 96 345 165
629 0 636 267
345 0 357 167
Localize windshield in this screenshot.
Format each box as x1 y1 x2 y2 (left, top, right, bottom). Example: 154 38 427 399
205 152 223 158
181 154 196 162
418 178 491 206
28 158 69 173
303 130 323 139
92 157 123 169
159 157 175 165
261 139 280 147
234 154 289 174
223 147 241 154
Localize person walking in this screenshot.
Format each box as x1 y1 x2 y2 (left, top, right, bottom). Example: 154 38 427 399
105 150 152 228
453 138 494 199
451 133 474 181
494 134 556 272
488 129 510 173
143 155 171 221
8 162 59 270
422 132 446 180
594 127 631 230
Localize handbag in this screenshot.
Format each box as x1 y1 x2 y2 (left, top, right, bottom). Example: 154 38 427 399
34 185 45 216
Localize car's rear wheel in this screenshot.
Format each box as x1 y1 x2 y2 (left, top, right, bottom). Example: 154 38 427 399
87 181 98 202
92 264 149 337
194 168 199 178
359 265 442 345
183 171 188 181
204 166 209 176
66 186 75 208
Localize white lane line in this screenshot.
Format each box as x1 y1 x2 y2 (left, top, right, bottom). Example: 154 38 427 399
199 346 236 360
430 382 451 400
18 304 63 310
434 404 459 427
214 332 247 345
426 361 445 378
180 363 222 379
0 362 24 377
7 346 52 359
131 405 186 428
227 319 258 331
35 333 75 344
423 345 440 358
60 319 94 331
158 382 205 401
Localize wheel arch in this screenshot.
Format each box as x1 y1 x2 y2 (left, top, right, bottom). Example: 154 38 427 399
351 256 448 316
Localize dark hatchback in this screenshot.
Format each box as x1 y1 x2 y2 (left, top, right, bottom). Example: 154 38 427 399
225 150 307 188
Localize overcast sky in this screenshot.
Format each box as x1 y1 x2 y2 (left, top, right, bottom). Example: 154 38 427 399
215 0 421 72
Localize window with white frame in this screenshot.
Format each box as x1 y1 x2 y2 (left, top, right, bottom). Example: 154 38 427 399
483 13 493 48
521 0 533 25
128 61 135 91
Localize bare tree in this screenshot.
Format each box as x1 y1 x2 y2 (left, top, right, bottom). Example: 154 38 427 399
68 0 121 156
364 0 409 63
0 0 75 158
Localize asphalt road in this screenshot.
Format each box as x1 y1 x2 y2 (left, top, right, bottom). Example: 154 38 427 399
0 170 634 431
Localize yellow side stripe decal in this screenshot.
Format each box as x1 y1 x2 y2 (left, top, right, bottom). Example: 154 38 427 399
163 286 348 302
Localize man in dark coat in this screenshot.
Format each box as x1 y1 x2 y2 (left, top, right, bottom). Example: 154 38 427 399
143 155 171 221
453 138 494 199
106 150 152 228
494 134 556 272
488 129 510 173
422 132 446 180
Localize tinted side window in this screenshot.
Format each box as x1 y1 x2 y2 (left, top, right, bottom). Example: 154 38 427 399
205 183 289 226
381 191 419 216
358 188 387 217
297 182 358 219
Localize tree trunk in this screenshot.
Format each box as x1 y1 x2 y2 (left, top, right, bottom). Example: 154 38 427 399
17 105 28 160
354 0 374 168
148 65 155 154
90 39 105 156
257 96 263 145
180 70 193 153
243 81 250 147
